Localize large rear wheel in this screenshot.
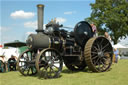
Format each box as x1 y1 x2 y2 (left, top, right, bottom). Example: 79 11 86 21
84 37 113 72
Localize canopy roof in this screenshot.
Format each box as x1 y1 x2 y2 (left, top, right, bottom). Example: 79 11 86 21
4 40 26 48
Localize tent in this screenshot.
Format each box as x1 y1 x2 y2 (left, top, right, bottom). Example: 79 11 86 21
113 43 128 57
0 48 19 61
113 43 126 49
0 40 27 61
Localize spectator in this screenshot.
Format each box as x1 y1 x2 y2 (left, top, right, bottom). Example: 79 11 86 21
90 23 97 36
8 55 17 71
0 55 5 63
104 32 112 41
0 55 8 72
114 48 119 63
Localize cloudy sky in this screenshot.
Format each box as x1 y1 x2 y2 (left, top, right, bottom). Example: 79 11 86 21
0 0 95 44
0 0 128 45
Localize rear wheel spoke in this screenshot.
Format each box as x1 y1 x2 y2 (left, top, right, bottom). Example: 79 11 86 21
92 56 98 60
94 57 100 65
101 43 109 50
91 51 98 54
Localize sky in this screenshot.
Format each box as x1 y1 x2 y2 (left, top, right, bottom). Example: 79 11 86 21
0 0 128 46
0 0 95 44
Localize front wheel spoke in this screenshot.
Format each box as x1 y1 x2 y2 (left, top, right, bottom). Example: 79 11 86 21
48 66 56 77
31 68 34 74
50 66 56 74
40 67 45 73
19 65 26 67
52 64 59 70
40 60 48 64
39 67 46 77
22 67 29 72
49 67 52 76
27 68 31 75
19 61 27 62
44 65 49 71
54 61 60 64
44 56 51 63
52 57 59 61
21 69 26 73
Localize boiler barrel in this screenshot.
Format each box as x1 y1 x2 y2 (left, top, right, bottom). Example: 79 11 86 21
26 34 50 49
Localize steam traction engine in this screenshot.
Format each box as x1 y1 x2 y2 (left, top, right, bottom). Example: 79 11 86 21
17 4 113 79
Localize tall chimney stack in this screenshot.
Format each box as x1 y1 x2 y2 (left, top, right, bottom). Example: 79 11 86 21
36 4 44 33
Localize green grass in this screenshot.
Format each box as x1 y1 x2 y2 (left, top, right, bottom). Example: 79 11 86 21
0 59 128 85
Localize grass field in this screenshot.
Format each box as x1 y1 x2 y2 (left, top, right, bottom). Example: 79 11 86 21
0 59 128 85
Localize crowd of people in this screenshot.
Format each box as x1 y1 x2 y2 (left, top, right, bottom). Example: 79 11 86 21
0 55 17 72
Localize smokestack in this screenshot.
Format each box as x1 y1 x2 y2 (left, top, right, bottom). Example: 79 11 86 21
36 4 44 33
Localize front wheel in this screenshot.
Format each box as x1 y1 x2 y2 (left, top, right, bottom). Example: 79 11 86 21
35 48 63 79
17 49 37 76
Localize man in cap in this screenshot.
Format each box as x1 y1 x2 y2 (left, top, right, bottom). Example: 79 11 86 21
8 55 17 71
